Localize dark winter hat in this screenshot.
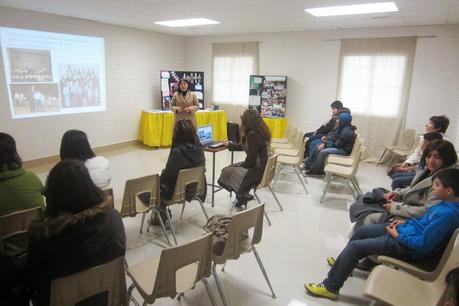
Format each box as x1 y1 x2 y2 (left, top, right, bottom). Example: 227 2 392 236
339 111 352 125
330 100 343 109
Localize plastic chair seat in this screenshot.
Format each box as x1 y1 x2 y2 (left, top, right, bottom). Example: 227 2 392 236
277 154 300 165
126 257 160 299
324 163 354 178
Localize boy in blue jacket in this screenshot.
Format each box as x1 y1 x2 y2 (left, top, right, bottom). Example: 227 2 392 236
305 168 459 300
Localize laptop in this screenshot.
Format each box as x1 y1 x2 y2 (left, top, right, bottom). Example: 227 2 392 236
198 125 225 148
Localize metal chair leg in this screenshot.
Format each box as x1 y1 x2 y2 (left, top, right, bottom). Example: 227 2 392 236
351 177 363 196
294 166 309 194
344 179 357 200
180 202 186 220
165 208 178 245
254 191 271 226
272 164 283 188
320 174 332 203
140 212 146 233
377 148 388 166
212 263 228 306
252 245 276 298
196 198 210 220
155 209 172 246
202 278 217 306
268 185 283 211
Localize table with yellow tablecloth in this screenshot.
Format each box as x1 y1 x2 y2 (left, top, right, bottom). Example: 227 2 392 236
139 110 228 147
263 117 288 138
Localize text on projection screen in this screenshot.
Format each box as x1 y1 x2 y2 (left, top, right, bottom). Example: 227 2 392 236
0 27 106 119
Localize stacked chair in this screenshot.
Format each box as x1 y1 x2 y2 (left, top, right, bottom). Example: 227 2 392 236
377 128 417 165
270 128 299 150
320 136 365 202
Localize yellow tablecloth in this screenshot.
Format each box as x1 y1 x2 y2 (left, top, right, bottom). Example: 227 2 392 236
139 110 228 147
263 117 288 138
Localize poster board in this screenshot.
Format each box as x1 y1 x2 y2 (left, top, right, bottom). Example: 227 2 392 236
249 75 287 117
160 70 204 110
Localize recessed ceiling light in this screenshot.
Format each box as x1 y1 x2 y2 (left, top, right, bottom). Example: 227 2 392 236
154 18 219 27
305 2 398 17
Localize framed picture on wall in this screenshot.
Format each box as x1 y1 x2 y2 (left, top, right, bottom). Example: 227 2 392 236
160 70 204 110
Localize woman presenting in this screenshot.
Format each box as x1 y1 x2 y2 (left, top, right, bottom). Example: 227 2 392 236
171 78 200 126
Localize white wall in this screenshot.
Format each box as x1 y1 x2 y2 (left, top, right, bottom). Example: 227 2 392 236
0 7 184 160
184 25 459 145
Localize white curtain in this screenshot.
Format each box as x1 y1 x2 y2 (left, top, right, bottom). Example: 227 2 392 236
212 42 259 122
337 37 417 160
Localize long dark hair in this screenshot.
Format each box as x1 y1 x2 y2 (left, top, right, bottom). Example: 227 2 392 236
60 130 96 161
45 159 104 217
240 109 271 142
0 133 22 170
178 78 190 96
423 139 457 169
172 119 200 147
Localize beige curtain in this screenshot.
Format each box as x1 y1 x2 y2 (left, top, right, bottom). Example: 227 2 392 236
212 42 259 123
337 37 417 160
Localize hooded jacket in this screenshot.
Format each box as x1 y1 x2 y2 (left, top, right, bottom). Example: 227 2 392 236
326 112 356 154
26 198 126 306
160 143 206 200
397 200 459 261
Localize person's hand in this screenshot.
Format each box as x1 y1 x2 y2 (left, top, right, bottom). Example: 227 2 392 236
318 143 325 150
383 203 392 212
389 219 406 227
386 224 399 239
173 106 182 113
384 191 399 201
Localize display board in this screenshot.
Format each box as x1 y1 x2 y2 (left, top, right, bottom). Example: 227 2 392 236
160 70 204 110
249 75 287 117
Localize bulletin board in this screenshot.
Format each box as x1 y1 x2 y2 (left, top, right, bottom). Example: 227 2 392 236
249 75 287 117
160 70 204 110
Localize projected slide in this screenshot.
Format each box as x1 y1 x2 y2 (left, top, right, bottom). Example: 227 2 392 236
0 27 106 119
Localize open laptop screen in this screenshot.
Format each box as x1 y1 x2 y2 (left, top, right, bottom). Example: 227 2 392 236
198 125 213 144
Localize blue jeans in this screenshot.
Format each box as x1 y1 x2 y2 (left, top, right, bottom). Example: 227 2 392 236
304 139 323 168
310 148 346 172
391 171 416 190
323 224 412 292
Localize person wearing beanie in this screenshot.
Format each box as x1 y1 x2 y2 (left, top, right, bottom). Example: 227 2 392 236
305 108 356 175
303 100 344 159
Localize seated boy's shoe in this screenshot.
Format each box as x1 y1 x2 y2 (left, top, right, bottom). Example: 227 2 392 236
150 215 171 230
304 283 338 300
304 169 325 176
356 257 378 271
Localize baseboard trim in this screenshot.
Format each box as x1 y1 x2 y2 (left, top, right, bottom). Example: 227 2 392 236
23 140 144 168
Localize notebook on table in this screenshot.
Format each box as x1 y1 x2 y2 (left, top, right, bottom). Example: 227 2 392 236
198 125 225 148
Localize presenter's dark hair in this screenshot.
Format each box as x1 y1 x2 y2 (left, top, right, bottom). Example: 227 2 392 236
429 115 449 134
0 132 22 169
423 139 457 168
60 130 95 161
434 168 459 197
172 120 199 147
45 159 104 217
330 100 343 109
178 78 190 94
240 109 271 142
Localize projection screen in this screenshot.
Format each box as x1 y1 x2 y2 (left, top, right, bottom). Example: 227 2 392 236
0 27 106 119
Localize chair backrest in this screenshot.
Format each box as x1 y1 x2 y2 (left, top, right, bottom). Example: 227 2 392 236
258 154 278 188
349 147 365 177
49 257 128 306
402 129 417 149
0 206 42 240
218 203 265 261
288 128 298 143
292 137 308 164
169 166 205 204
433 229 459 283
120 174 159 217
153 233 212 297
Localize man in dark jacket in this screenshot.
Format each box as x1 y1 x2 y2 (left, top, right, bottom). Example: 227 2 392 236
305 109 356 175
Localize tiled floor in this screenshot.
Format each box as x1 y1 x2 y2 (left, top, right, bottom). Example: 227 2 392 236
30 144 391 306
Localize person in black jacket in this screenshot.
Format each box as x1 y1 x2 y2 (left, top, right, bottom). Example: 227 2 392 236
26 159 126 306
151 119 206 225
304 100 343 158
218 109 271 208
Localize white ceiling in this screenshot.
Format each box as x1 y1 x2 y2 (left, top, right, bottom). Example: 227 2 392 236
0 0 458 37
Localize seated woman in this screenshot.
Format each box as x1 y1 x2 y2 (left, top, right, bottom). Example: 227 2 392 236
26 159 126 306
218 109 271 208
303 100 343 158
304 109 356 175
60 129 111 189
388 115 449 189
0 133 44 257
390 132 443 190
353 139 458 227
151 119 206 224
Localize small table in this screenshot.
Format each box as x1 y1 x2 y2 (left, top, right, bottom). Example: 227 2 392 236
204 145 228 207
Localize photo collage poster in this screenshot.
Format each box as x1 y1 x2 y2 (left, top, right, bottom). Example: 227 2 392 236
249 75 287 117
160 70 204 110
